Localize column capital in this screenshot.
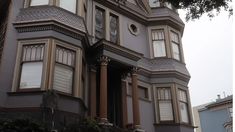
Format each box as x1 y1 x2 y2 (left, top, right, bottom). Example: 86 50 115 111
98 56 110 66
131 67 138 75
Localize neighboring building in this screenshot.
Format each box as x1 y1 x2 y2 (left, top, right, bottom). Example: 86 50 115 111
193 95 233 132
0 0 194 132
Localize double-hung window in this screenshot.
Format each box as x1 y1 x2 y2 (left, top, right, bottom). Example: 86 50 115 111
30 0 49 6
178 89 189 123
95 7 105 40
109 14 119 43
19 44 44 89
53 46 75 94
59 0 77 13
152 30 166 57
171 31 181 61
157 88 174 121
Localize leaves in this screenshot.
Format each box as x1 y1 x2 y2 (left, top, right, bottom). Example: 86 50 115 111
164 0 232 21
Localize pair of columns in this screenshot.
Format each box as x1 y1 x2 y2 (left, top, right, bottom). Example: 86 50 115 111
98 56 141 129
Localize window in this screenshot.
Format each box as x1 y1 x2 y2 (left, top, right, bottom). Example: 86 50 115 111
59 0 77 13
30 0 49 6
127 84 149 100
152 30 166 57
139 86 149 100
149 0 160 8
229 107 233 118
53 46 75 94
171 31 181 60
19 44 44 89
110 14 119 43
157 88 174 121
178 89 189 123
95 7 105 40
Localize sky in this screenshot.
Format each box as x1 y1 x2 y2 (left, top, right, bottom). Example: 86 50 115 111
178 10 233 107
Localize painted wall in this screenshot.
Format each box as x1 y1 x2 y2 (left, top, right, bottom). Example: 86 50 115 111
199 108 230 132
0 0 24 106
121 16 150 58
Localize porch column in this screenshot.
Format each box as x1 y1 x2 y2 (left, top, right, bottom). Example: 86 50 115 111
131 67 141 128
99 56 110 123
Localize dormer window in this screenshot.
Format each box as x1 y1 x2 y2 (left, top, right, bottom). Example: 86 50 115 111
30 0 49 6
152 30 166 57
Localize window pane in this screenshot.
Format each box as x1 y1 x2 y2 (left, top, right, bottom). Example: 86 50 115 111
59 0 77 13
95 8 105 40
159 101 174 121
53 65 73 94
30 0 49 6
110 14 118 43
180 102 189 123
179 90 187 102
153 41 166 57
172 43 180 60
22 45 44 61
20 62 43 89
56 47 75 66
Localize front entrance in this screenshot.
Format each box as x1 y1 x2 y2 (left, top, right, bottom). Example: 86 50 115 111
107 68 123 127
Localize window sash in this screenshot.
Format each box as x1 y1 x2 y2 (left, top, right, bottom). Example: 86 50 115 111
59 0 77 13
179 102 189 123
157 88 174 121
159 100 174 121
172 42 180 60
110 14 118 43
53 64 73 94
30 0 49 6
20 62 43 89
95 8 105 40
153 40 166 57
139 86 149 99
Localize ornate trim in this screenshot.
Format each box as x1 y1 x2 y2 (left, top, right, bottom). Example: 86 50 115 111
98 56 110 66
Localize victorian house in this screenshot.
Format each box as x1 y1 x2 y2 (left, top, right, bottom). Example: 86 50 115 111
0 0 194 132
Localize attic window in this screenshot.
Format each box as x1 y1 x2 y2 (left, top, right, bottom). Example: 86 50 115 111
128 23 139 36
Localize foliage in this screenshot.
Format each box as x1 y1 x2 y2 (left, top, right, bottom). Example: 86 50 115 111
64 118 101 132
0 118 49 132
164 0 232 21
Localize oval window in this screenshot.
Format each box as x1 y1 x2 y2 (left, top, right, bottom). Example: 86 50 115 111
128 23 139 36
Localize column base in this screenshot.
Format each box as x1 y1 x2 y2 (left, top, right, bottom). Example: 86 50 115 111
133 128 145 132
98 118 113 126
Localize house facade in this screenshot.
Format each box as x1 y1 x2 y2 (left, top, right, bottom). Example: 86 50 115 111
193 95 233 132
0 0 194 132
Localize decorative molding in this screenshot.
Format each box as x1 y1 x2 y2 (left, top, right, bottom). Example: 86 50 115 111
98 56 110 66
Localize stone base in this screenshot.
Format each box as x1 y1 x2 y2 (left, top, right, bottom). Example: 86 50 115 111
133 128 145 132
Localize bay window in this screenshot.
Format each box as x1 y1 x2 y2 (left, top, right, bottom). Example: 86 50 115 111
19 44 44 89
95 7 105 40
152 30 166 57
178 89 189 123
171 31 181 61
157 88 174 121
110 14 119 43
53 46 75 94
59 0 77 13
30 0 49 6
